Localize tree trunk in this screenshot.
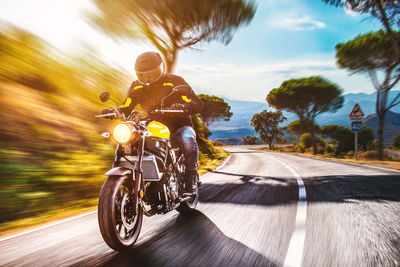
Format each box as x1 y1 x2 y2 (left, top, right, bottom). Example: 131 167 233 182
164 49 178 73
376 111 385 160
311 130 317 155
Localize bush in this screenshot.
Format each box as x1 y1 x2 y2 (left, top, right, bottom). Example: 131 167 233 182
299 133 313 148
393 133 400 148
293 141 305 153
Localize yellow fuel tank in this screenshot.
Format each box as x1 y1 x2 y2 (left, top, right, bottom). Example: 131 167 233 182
147 121 170 139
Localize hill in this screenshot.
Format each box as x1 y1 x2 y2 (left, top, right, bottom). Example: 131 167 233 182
209 91 400 144
363 111 400 145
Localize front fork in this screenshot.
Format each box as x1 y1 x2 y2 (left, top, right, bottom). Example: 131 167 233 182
132 136 145 215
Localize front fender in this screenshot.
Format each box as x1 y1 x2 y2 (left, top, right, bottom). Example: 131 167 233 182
104 167 133 177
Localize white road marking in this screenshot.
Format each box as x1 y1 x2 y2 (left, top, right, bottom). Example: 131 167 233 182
0 210 97 242
269 156 307 267
215 154 231 171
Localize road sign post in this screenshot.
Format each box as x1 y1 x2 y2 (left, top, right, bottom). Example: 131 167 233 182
349 104 365 161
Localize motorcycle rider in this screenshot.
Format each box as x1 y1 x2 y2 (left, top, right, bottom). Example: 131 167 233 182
103 51 203 195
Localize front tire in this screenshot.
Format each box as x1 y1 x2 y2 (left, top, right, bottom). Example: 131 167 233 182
98 175 143 251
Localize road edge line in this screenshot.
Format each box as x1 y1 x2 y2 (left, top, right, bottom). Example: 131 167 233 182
269 156 307 267
0 210 97 242
215 154 231 171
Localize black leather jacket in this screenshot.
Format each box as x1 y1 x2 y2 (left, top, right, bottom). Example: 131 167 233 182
120 73 203 132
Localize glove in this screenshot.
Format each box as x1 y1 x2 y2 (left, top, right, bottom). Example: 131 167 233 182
101 107 115 114
169 103 187 111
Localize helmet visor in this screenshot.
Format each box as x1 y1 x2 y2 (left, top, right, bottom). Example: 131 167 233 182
136 63 164 85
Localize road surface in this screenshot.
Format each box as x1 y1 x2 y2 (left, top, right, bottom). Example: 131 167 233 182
1 145 400 267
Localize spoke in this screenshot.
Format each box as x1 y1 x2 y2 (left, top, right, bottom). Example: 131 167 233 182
124 226 128 239
119 224 125 238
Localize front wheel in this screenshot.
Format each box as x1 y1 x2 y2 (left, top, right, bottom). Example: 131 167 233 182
98 175 143 251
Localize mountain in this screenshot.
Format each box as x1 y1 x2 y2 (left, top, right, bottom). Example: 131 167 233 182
209 91 400 144
363 111 400 145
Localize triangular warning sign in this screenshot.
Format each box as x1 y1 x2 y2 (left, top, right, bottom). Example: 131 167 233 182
349 103 365 117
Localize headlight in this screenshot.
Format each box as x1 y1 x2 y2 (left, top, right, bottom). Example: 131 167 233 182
113 123 132 143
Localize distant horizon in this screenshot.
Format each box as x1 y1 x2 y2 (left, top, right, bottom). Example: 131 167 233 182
209 90 400 103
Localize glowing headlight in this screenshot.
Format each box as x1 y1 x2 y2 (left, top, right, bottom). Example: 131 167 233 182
113 124 132 143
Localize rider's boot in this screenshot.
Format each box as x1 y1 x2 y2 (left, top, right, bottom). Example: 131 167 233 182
184 171 198 195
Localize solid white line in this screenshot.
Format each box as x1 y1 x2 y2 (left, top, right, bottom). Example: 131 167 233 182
215 154 231 171
0 210 97 242
269 156 307 267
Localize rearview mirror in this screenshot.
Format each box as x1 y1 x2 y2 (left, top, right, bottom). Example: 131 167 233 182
100 92 110 103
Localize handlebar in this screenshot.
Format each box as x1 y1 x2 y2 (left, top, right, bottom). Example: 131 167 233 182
95 112 117 118
152 109 185 114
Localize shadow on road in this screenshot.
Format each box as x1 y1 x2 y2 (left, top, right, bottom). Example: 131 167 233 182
199 171 400 206
78 210 279 267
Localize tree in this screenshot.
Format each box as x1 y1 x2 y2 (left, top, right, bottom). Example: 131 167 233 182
267 76 343 154
335 30 400 159
242 135 259 145
393 133 400 148
198 94 233 126
88 0 256 72
286 119 320 136
251 110 286 150
323 0 400 58
321 125 374 154
320 125 354 154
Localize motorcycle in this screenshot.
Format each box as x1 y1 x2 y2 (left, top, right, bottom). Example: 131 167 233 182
95 86 199 251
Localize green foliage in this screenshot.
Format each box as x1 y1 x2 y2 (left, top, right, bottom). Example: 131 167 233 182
88 0 257 71
251 110 286 150
267 76 344 119
323 0 400 56
299 133 313 148
299 133 331 154
286 119 320 136
335 30 400 73
267 76 343 153
198 94 233 126
335 30 400 160
321 124 374 154
320 124 353 154
242 135 259 145
358 126 375 150
393 133 400 148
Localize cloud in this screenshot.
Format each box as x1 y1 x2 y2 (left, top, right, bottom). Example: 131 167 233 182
177 60 343 101
271 15 326 30
180 60 336 77
344 5 359 17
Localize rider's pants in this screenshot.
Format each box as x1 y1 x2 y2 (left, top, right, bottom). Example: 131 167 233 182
173 126 198 173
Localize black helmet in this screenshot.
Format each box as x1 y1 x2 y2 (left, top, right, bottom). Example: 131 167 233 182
135 52 165 85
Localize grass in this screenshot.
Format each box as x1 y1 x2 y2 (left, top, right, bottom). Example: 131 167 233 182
198 146 230 175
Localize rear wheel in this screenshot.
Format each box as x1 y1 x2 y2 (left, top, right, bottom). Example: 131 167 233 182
98 175 143 251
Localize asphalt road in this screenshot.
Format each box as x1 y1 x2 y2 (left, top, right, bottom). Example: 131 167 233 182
1 145 400 267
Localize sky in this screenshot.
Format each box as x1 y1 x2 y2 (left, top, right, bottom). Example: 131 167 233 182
0 0 383 101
